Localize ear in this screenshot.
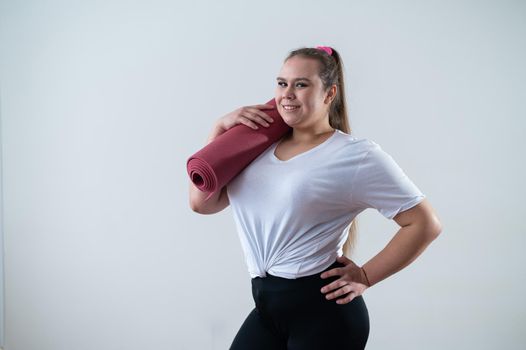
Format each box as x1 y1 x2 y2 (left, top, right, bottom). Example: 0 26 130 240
324 85 337 104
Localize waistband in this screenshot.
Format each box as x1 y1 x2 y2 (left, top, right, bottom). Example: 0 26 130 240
251 259 346 291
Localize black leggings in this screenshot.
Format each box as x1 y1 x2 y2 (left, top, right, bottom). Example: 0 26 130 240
230 259 370 349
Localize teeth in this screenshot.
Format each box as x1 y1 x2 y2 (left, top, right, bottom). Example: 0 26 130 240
283 105 299 110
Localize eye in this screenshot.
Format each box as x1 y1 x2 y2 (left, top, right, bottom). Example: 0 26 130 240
277 82 308 88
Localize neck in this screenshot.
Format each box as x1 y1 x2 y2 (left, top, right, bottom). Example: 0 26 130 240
288 124 335 144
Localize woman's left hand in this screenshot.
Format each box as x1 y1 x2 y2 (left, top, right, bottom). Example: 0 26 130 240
320 255 370 305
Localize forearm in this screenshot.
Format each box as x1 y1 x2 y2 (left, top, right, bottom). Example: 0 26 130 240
361 223 439 287
206 123 225 144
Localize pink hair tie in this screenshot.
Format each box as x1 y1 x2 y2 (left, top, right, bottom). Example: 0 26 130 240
315 45 333 56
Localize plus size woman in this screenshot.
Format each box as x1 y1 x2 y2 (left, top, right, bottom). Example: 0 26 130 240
189 46 442 349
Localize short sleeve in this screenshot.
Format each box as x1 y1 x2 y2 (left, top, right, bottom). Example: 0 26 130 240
351 141 426 220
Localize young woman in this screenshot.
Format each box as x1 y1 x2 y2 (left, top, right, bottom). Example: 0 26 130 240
189 46 442 349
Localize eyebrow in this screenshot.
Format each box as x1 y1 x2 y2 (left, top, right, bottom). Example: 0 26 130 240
276 77 312 82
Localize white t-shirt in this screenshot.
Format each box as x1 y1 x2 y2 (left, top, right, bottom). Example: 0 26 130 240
226 129 426 279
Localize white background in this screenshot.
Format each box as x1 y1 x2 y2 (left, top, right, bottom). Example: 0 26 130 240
0 0 525 349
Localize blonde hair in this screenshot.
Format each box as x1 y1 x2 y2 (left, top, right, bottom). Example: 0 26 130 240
284 46 358 257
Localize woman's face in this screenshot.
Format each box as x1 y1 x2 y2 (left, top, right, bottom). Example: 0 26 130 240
275 56 334 128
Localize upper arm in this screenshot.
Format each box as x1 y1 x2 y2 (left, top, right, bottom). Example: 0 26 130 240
195 185 230 215
393 198 442 236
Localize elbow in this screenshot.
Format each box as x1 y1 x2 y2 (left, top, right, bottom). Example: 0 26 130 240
190 200 215 215
426 217 443 241
435 220 443 236
189 199 202 214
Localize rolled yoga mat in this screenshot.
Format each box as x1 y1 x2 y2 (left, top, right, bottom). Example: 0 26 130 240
187 98 291 201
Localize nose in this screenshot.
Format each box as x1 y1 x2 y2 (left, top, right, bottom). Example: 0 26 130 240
282 86 296 100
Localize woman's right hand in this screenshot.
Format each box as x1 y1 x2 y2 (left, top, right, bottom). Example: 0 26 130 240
216 103 276 134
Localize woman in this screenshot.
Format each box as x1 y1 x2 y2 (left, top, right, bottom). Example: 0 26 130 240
189 46 442 349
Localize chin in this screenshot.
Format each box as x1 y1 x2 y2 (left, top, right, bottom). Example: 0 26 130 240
282 119 302 128
278 111 300 123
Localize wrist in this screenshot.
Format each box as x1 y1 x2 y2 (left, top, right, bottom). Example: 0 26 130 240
360 266 372 287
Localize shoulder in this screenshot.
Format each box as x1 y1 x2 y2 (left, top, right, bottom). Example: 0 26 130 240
333 131 402 175
334 129 375 145
333 129 380 156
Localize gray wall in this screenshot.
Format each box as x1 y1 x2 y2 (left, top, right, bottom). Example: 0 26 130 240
0 0 525 349
1 88 4 347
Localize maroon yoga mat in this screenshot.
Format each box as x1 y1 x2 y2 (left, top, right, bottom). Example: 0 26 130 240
187 98 291 201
